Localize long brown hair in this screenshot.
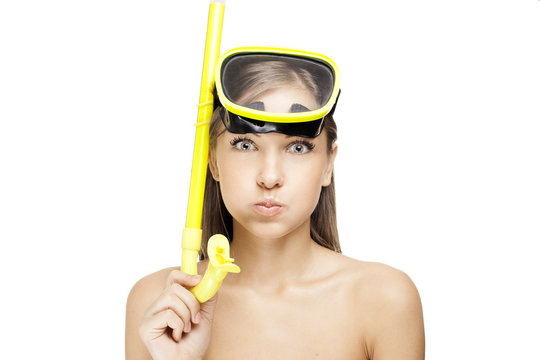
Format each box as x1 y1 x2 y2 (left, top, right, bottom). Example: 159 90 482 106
199 61 341 260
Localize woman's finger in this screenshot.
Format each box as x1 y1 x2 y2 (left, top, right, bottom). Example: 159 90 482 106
165 269 201 288
144 271 202 326
140 309 185 343
143 287 197 333
170 282 202 324
165 270 203 322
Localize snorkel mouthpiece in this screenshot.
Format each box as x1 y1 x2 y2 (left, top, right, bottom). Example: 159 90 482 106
190 235 241 303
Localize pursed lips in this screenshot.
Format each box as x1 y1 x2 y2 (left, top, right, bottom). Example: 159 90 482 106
253 199 284 216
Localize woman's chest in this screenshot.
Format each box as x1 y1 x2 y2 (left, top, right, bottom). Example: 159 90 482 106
203 286 368 360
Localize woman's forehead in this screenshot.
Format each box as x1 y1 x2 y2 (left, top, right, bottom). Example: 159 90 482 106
250 86 320 113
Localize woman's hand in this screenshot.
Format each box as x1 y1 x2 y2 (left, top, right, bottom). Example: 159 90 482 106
138 270 218 360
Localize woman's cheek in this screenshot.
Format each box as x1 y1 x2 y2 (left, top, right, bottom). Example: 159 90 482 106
288 162 325 212
218 162 253 215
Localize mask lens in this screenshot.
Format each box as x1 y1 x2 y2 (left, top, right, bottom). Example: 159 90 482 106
220 53 336 115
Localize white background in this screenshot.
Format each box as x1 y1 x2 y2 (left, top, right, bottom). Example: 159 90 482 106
1 0 539 358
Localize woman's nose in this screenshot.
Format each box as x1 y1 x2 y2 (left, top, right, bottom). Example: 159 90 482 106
256 151 284 189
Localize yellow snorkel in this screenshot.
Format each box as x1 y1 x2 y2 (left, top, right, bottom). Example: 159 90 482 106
181 1 341 303
182 0 240 303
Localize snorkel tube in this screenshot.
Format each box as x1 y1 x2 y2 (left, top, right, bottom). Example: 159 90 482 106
182 0 240 303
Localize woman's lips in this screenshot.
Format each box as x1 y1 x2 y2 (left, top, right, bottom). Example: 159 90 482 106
253 200 284 217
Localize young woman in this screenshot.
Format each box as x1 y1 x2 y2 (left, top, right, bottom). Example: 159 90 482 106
125 50 425 360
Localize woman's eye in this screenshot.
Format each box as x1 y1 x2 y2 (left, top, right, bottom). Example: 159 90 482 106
237 141 255 151
287 141 315 154
231 137 257 151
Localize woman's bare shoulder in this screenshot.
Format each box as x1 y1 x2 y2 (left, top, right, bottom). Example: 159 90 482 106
319 249 422 320
330 253 424 358
360 261 420 307
322 250 419 298
126 267 176 312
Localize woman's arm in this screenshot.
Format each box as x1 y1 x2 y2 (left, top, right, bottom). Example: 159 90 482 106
365 266 425 360
125 267 217 360
125 269 168 360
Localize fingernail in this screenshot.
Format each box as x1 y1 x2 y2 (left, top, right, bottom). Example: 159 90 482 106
195 312 201 323
185 321 191 332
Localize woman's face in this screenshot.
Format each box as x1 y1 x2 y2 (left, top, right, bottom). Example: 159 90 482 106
209 86 337 240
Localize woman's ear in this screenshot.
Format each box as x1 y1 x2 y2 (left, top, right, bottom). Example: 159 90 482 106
208 152 220 181
322 143 338 187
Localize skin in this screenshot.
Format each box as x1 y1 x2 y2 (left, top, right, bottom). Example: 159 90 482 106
248 85 321 112
125 86 425 359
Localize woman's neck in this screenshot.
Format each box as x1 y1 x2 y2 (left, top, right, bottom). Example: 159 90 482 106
224 218 321 294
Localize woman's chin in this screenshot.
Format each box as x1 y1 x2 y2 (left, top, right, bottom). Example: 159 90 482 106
234 218 305 241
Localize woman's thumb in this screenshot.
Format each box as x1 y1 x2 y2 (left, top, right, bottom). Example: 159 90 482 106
199 291 219 323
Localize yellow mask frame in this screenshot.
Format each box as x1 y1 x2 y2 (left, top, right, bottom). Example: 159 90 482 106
216 47 341 124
